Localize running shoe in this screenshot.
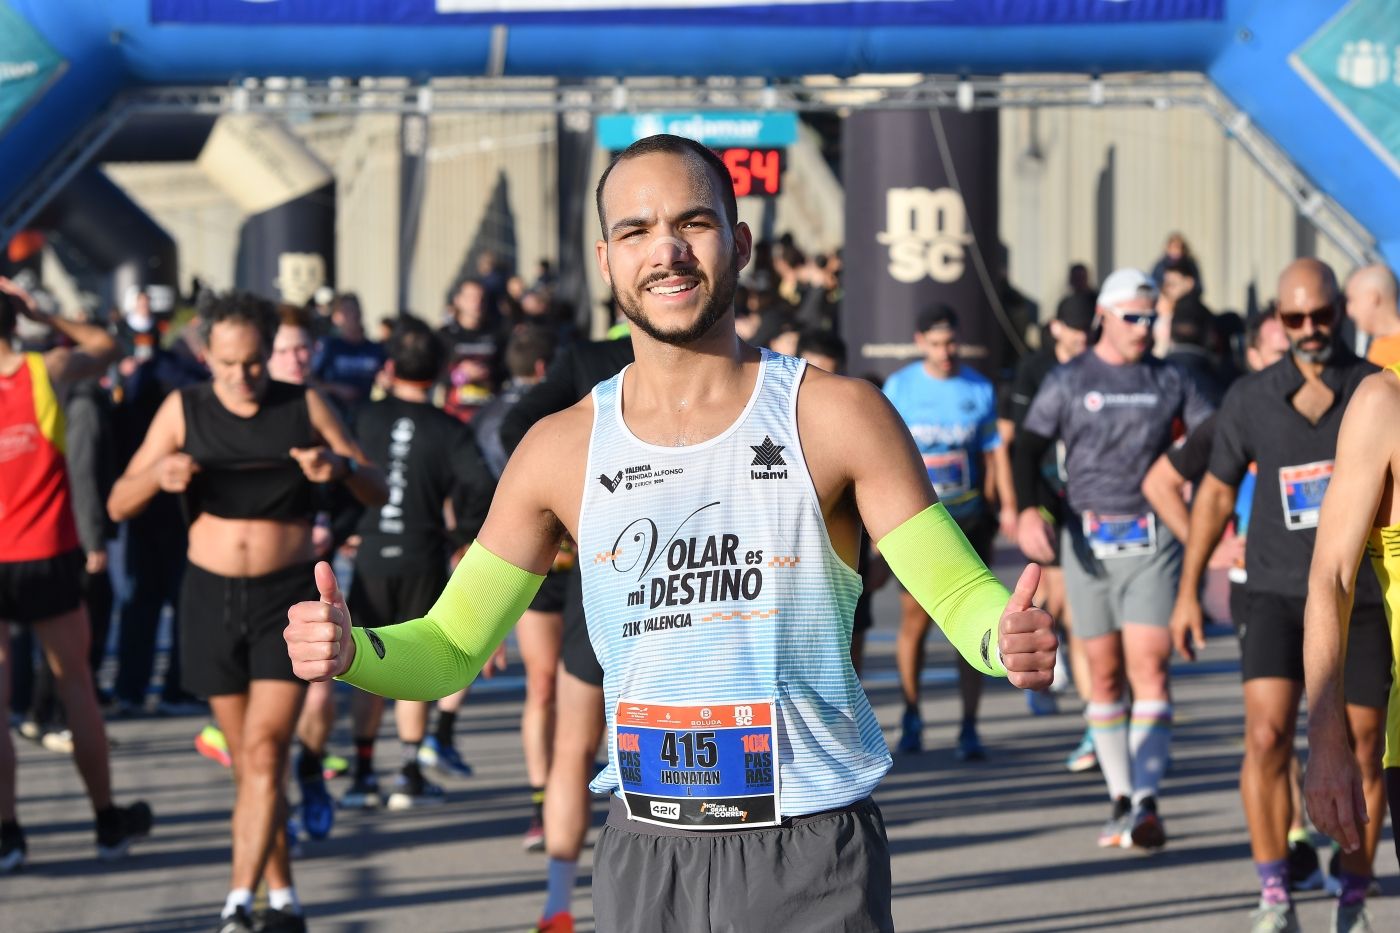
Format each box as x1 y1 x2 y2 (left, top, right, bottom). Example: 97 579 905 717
1126 796 1166 850
387 770 447 810
255 907 307 933
1333 902 1376 933
96 801 153 860
954 724 986 762
1065 729 1098 773
522 816 545 853
1287 835 1324 891
0 823 26 874
895 709 923 754
419 736 474 777
1250 901 1300 933
195 725 232 768
341 774 383 810
16 719 42 742
1097 797 1132 848
530 912 575 933
40 729 73 754
217 907 255 933
1025 689 1059 716
298 775 335 840
321 753 350 780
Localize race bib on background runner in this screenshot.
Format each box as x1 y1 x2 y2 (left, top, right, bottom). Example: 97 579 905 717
1278 460 1333 531
1082 512 1157 559
614 700 779 829
923 450 971 501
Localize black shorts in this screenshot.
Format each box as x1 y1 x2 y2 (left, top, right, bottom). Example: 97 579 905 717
349 564 447 630
561 569 603 687
179 561 316 697
1238 590 1393 709
0 549 83 624
528 569 569 614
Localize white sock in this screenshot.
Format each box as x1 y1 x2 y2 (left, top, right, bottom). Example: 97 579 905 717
1129 700 1173 803
268 887 301 914
222 889 253 919
542 857 578 919
1085 701 1132 802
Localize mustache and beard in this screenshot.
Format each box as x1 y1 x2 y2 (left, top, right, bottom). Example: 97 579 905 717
1291 328 1334 364
613 249 740 348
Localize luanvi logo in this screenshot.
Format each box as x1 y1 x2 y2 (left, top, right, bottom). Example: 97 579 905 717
599 470 623 493
367 630 386 660
750 436 788 480
750 437 786 468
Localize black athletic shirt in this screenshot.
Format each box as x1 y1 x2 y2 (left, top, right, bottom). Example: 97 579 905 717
1165 412 1216 484
352 396 496 574
1207 347 1380 602
180 380 317 522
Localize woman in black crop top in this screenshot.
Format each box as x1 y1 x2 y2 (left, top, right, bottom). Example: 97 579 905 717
109 292 386 930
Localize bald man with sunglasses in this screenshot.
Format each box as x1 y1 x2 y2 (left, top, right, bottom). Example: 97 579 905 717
1169 258 1389 933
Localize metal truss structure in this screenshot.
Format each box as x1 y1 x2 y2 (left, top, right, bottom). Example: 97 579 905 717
0 73 1379 266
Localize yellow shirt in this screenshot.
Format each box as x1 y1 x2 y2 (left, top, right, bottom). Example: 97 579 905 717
1370 362 1400 765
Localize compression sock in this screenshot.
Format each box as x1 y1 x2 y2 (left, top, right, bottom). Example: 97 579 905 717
354 737 375 780
402 742 422 771
222 888 254 919
1128 700 1172 803
1339 871 1370 907
268 887 302 915
542 857 578 919
531 786 545 822
1256 859 1290 906
296 743 322 782
1086 702 1132 802
435 709 457 748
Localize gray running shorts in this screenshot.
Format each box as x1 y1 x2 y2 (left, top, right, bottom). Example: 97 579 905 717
593 795 894 933
1060 518 1182 640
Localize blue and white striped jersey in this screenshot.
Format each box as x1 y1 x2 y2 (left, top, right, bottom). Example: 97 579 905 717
578 350 891 816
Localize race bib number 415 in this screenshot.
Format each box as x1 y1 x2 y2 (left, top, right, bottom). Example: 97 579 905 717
1278 460 1334 531
614 700 779 829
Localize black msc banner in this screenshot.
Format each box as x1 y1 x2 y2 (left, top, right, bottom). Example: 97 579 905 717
841 108 1000 380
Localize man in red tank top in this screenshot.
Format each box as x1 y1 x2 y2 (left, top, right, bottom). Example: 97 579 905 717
0 276 153 874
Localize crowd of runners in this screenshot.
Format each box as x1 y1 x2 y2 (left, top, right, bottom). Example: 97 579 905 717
3 136 1400 933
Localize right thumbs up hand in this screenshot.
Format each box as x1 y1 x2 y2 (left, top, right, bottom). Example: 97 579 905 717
285 561 355 681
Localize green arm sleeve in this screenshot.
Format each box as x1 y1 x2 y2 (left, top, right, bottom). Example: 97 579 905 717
337 543 545 700
877 503 1009 677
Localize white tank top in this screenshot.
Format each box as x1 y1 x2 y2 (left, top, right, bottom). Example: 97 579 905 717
578 349 891 817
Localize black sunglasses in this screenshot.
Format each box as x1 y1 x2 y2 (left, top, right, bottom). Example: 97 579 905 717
1279 305 1335 329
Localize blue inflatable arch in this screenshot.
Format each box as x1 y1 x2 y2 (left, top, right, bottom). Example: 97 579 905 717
1 0 1396 268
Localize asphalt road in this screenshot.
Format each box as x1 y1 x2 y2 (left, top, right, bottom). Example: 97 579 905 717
4 569 1394 932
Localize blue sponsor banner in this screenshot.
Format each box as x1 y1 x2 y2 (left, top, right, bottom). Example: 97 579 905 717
0 0 65 136
597 112 798 149
151 0 1224 27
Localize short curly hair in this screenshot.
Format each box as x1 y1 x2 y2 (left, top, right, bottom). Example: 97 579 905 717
200 290 279 351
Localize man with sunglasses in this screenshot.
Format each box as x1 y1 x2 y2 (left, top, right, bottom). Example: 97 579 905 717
1170 258 1388 933
1015 268 1215 852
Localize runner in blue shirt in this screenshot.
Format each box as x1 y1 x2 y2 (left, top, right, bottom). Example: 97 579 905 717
883 304 1015 760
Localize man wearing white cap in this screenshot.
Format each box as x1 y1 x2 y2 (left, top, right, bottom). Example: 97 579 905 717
1014 268 1215 851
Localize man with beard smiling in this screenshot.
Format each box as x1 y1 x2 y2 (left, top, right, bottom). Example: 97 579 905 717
1170 259 1389 933
284 134 1056 932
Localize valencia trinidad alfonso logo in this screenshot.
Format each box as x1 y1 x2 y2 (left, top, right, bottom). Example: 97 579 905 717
599 470 623 493
750 436 788 480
